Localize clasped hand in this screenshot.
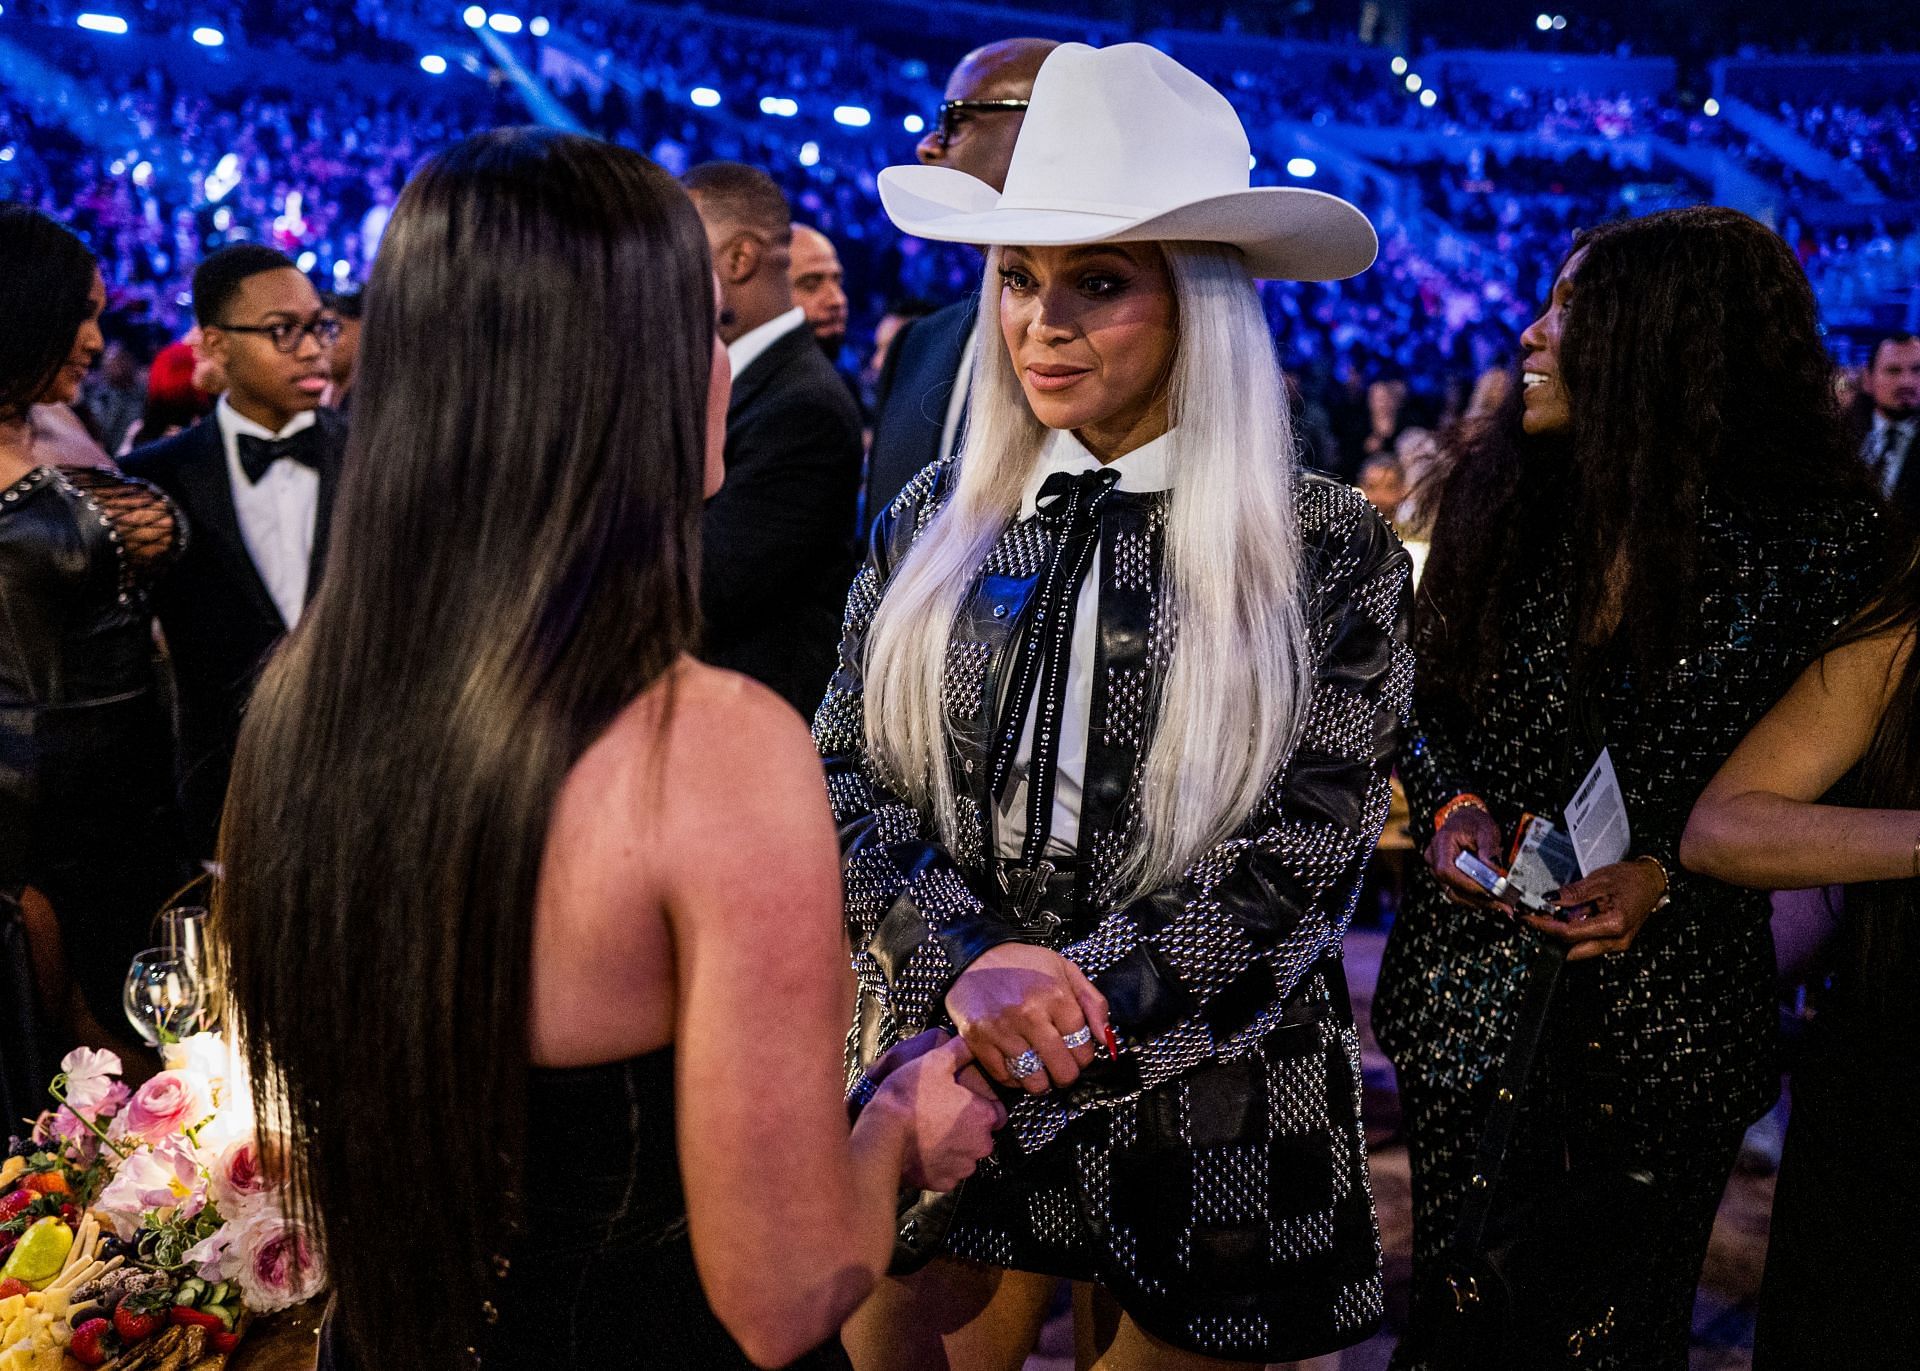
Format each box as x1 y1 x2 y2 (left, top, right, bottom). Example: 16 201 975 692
865 1029 1006 1192
944 942 1112 1094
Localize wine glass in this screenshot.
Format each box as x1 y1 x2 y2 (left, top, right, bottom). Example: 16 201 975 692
123 948 206 1048
155 904 222 1026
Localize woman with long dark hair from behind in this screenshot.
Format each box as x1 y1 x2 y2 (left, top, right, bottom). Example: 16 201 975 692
0 204 189 1100
216 128 1002 1371
1682 543 1920 1368
1374 206 1891 1367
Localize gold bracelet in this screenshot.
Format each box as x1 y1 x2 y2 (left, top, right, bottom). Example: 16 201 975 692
1433 793 1492 833
1635 854 1672 911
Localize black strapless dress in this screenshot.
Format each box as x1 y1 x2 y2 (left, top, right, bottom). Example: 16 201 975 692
0 464 189 1116
319 1048 853 1370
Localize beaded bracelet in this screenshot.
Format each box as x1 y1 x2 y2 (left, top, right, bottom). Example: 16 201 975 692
1433 793 1492 833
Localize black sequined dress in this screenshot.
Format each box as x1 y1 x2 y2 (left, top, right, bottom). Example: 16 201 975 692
1375 492 1887 1369
0 465 190 1061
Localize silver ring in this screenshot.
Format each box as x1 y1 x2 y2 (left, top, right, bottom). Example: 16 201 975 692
1005 1049 1043 1079
1061 1027 1093 1051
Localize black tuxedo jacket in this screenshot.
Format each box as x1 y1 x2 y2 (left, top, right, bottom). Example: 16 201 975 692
124 410 347 857
863 295 975 536
702 320 862 721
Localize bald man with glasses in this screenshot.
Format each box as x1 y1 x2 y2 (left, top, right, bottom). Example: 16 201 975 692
863 37 1056 534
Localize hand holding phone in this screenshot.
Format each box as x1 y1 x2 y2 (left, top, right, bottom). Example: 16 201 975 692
1453 850 1513 902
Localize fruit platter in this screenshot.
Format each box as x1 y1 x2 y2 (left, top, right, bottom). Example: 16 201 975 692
1 1040 324 1370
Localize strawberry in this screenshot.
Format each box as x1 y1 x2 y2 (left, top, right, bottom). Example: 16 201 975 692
114 1291 169 1344
0 1189 32 1224
69 1318 116 1367
19 1172 69 1197
211 1329 242 1353
0 1276 29 1298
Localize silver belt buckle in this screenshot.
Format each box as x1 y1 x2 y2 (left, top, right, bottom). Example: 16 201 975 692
998 859 1063 938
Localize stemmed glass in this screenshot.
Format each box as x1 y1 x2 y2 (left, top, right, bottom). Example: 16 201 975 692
154 904 222 1027
123 947 207 1048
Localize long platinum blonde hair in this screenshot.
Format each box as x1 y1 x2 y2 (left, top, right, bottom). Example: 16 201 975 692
863 241 1314 900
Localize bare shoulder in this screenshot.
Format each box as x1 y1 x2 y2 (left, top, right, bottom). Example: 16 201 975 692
1812 625 1915 714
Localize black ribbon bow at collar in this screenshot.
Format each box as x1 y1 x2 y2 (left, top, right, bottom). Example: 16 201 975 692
237 427 322 485
1032 465 1122 526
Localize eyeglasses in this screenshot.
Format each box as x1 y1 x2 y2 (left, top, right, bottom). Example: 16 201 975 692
214 314 342 353
934 98 1030 146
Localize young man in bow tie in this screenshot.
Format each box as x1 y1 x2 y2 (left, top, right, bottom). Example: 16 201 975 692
127 244 348 861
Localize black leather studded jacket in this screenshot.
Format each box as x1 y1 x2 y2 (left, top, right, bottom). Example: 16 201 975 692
813 458 1414 1157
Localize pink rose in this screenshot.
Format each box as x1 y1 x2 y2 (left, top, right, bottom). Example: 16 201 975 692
231 1210 326 1313
123 1070 216 1145
209 1139 274 1218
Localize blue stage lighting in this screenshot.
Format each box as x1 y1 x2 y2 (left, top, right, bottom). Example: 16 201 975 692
76 13 130 35
690 87 721 108
833 105 872 128
462 6 486 28
420 54 448 74
1287 157 1317 178
487 12 522 34
191 25 222 46
529 16 549 37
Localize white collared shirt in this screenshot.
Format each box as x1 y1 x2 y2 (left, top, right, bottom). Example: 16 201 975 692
725 306 807 381
216 395 319 629
995 426 1177 859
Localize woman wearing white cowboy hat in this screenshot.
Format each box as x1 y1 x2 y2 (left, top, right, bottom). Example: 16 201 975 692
819 42 1412 1370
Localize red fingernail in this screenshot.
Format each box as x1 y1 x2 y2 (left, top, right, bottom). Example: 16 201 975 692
1102 1025 1120 1059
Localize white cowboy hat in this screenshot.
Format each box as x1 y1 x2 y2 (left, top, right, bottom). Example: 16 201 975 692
879 42 1377 282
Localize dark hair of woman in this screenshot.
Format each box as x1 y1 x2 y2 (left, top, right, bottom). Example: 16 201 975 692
215 128 714 1369
0 204 97 420
1417 205 1876 703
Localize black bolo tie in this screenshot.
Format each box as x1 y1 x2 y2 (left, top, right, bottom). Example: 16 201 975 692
989 465 1123 872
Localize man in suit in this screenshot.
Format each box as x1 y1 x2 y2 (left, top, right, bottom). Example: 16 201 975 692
1851 333 1920 526
125 244 346 859
684 163 862 720
863 36 1056 532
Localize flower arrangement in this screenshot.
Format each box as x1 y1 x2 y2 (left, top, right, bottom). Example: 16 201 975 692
0 1037 324 1368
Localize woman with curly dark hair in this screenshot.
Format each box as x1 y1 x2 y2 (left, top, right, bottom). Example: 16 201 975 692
1374 206 1892 1368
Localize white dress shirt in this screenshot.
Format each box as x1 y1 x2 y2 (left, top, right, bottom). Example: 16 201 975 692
995 426 1177 859
725 306 807 381
216 396 319 629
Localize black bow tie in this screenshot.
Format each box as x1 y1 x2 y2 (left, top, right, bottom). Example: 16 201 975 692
237 427 321 484
1032 467 1121 527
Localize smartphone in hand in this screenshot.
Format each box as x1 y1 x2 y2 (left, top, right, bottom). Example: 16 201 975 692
1453 850 1513 902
